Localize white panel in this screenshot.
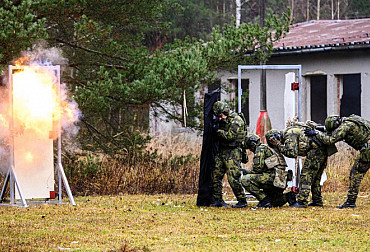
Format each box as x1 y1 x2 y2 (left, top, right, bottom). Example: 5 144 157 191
14 132 54 199
284 72 297 187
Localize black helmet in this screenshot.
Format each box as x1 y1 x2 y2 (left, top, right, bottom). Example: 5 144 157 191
212 101 230 116
325 115 341 132
245 134 260 152
265 129 282 147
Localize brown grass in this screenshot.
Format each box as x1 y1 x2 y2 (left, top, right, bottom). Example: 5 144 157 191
0 134 369 198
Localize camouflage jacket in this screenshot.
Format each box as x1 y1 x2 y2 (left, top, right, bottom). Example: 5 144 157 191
279 125 313 158
316 115 370 150
251 144 287 174
217 111 246 148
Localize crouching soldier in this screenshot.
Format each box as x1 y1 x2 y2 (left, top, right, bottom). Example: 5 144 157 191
241 131 296 209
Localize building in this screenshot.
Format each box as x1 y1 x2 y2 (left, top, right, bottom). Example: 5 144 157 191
218 18 370 132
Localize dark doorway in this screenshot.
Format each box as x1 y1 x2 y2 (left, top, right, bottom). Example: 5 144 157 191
241 79 250 126
340 74 361 117
310 75 327 125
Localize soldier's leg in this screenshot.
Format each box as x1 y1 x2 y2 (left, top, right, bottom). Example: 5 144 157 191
297 148 323 206
310 151 328 205
347 159 369 204
241 173 273 202
225 148 246 202
211 152 227 201
265 187 286 207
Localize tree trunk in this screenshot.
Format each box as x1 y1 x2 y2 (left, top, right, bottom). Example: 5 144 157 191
317 0 321 20
306 0 310 21
236 0 241 27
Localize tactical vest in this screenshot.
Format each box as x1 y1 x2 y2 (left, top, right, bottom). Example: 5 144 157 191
265 145 288 189
264 145 287 169
342 115 370 150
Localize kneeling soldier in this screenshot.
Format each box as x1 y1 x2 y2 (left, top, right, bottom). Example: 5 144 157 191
241 131 296 209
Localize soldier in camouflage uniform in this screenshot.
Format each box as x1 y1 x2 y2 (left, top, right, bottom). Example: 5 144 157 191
272 122 335 208
210 101 247 208
241 132 296 208
305 114 370 208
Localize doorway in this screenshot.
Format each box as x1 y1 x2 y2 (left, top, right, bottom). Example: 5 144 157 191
340 74 361 117
310 75 327 125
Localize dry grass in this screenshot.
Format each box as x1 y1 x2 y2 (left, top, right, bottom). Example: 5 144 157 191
0 193 369 251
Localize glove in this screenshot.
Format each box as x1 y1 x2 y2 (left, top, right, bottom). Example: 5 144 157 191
270 136 281 147
304 128 318 136
212 122 219 132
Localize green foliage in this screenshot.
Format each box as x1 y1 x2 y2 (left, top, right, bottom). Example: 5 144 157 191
0 0 47 73
0 0 291 154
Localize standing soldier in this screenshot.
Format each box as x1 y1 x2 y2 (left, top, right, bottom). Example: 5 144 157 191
241 132 296 208
305 115 370 208
271 121 335 208
210 101 247 208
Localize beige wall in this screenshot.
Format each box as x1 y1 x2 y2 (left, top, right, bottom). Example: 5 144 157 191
218 49 370 132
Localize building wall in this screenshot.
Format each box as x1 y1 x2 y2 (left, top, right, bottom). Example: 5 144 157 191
218 49 370 132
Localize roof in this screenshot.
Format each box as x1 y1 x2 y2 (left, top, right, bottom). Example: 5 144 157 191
273 18 370 54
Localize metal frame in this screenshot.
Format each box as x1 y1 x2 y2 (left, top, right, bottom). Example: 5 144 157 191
237 64 303 187
0 65 76 207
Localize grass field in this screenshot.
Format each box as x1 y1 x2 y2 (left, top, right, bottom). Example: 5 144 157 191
1 192 369 251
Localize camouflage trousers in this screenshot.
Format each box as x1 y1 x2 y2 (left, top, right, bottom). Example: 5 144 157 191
241 171 288 206
212 147 246 202
347 147 370 202
297 147 328 206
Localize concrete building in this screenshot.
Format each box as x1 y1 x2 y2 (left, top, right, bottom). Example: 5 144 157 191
218 18 370 132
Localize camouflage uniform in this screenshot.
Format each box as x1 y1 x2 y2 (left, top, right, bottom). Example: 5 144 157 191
316 115 370 205
241 143 290 207
279 125 329 206
212 111 246 202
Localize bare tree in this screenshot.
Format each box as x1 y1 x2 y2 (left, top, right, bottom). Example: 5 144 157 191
236 0 241 26
317 0 321 20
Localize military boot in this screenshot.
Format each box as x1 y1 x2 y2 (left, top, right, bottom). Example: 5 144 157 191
210 199 230 207
337 200 356 209
252 197 272 209
308 201 323 207
232 199 248 208
291 202 307 208
287 191 297 206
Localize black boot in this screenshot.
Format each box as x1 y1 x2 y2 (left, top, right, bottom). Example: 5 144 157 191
290 202 307 208
337 200 356 209
210 199 230 207
287 191 297 206
232 199 248 208
308 201 323 207
252 197 272 209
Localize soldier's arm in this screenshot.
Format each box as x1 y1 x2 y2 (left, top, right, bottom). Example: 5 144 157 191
217 120 240 141
316 122 353 145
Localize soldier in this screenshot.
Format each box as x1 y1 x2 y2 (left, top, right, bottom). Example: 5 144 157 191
210 101 247 208
305 114 370 208
241 132 296 209
271 121 334 208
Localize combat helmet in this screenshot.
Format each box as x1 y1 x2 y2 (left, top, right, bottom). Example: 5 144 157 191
244 133 260 152
265 129 282 147
325 115 341 132
212 101 230 116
